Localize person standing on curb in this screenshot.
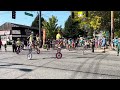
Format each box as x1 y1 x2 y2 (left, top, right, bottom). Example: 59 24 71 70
0 39 2 50
117 38 120 56
102 36 106 53
91 38 95 53
12 40 16 52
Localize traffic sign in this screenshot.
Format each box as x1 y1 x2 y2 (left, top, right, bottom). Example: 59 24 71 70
25 12 33 17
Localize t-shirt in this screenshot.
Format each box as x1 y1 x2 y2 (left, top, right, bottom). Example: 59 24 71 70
56 34 61 40
114 39 118 46
29 35 33 43
36 36 40 42
16 41 21 46
102 38 106 44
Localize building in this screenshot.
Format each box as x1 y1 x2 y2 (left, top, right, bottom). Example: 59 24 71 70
0 22 42 43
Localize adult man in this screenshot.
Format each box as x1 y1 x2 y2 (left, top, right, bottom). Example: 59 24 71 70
27 32 34 48
16 38 22 52
116 38 120 56
91 38 95 53
114 37 118 48
102 36 106 53
36 34 40 47
56 32 61 40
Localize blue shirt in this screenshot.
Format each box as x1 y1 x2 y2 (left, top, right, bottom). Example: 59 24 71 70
102 38 106 46
114 39 118 46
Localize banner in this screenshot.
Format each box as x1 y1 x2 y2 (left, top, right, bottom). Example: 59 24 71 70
43 29 46 45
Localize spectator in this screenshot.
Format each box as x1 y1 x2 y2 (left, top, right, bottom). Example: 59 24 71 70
91 38 95 53
12 40 16 52
101 36 106 53
24 39 28 49
113 37 118 49
0 39 2 50
4 41 7 51
117 38 120 56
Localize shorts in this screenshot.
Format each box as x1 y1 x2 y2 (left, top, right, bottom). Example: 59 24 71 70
102 43 106 47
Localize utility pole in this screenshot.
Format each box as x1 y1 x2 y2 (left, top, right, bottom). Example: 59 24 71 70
39 11 42 47
111 11 114 49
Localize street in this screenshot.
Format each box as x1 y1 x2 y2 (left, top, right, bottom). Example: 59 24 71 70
0 45 120 79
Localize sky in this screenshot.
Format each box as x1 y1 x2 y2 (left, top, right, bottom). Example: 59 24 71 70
0 11 71 28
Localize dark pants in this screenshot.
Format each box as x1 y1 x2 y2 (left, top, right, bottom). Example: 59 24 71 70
0 45 1 50
117 47 120 55
12 44 16 52
92 45 95 53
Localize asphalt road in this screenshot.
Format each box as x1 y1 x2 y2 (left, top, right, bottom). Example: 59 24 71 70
0 45 120 79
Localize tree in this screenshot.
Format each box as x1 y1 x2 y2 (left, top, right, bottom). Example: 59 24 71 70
63 15 84 39
42 15 61 39
31 14 45 28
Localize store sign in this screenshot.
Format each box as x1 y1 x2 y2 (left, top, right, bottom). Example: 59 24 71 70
12 30 21 34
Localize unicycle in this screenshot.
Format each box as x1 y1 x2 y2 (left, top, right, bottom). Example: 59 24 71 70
56 52 62 59
57 47 61 53
27 45 32 60
36 48 40 54
16 46 20 54
56 47 62 59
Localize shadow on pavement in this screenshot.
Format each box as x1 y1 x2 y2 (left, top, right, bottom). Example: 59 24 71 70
0 64 12 66
19 68 33 72
76 56 94 58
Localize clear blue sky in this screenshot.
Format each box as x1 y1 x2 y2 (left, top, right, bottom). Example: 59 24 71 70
0 11 71 28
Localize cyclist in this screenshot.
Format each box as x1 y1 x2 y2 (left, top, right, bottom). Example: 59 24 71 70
56 31 62 40
27 32 34 48
36 34 40 47
16 38 22 51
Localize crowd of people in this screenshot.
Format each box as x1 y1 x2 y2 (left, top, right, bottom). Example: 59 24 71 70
0 31 120 56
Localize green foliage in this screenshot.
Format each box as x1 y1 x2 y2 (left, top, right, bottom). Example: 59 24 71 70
115 30 120 37
63 15 83 38
42 15 62 39
31 14 45 28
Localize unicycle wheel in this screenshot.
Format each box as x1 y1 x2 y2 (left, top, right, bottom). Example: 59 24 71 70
27 53 32 60
37 49 40 54
16 50 20 54
56 52 62 59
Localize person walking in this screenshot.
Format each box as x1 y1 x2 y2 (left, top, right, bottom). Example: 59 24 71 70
91 38 95 53
116 38 120 56
101 36 106 53
12 40 16 52
4 41 7 51
113 37 118 49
